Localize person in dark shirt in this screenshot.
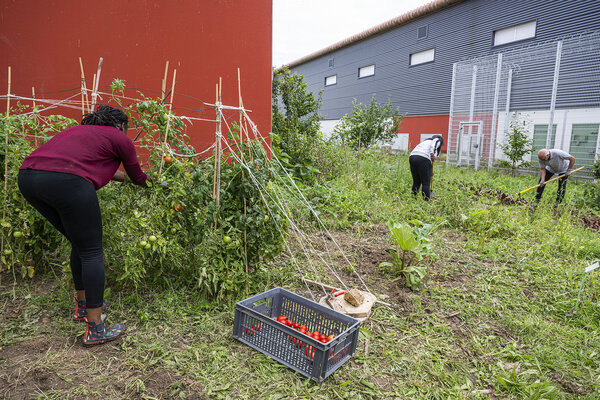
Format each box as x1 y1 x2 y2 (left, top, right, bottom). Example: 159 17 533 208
18 105 148 346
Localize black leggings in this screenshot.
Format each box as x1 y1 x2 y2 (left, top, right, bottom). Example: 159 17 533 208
18 170 105 308
409 155 433 200
535 168 568 203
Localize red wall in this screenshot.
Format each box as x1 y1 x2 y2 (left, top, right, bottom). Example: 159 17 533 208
400 114 449 152
0 0 272 153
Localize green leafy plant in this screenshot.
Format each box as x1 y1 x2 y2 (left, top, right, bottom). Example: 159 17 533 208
333 94 403 151
380 220 437 290
272 68 323 180
1 104 77 278
461 208 514 253
499 114 533 175
591 157 600 179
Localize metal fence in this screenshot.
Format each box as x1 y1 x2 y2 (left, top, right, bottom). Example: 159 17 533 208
447 31 600 171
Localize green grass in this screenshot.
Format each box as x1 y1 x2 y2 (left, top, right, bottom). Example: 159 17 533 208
1 152 599 399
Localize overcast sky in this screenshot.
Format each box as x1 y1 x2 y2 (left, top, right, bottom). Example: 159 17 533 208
273 0 434 67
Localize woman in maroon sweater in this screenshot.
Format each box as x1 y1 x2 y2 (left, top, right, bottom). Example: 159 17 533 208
18 105 148 346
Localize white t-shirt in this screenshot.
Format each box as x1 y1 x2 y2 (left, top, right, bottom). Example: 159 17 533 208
410 138 442 161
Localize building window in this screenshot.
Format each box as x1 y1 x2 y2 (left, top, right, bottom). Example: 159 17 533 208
328 58 334 68
410 48 435 66
325 75 337 86
358 64 375 78
493 20 536 46
417 25 428 39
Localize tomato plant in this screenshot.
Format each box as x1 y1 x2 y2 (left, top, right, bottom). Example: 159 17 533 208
1 83 288 303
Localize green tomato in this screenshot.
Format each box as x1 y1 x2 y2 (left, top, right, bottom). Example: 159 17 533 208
13 231 23 238
139 240 148 248
3 249 12 255
149 235 157 242
223 236 232 244
145 243 151 249
263 215 270 223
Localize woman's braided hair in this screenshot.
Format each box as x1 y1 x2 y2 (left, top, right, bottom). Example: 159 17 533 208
81 105 129 131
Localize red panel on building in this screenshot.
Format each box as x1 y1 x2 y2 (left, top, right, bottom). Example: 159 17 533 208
0 0 272 153
400 114 449 151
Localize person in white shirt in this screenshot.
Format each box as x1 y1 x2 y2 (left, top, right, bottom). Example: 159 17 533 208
409 135 443 200
536 148 575 204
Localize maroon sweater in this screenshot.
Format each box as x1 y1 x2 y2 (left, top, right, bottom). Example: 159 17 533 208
20 125 147 190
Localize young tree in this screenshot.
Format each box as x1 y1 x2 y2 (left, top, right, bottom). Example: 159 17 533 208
499 114 533 176
333 95 403 150
272 68 322 178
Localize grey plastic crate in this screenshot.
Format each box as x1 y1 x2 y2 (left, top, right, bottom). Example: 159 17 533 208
233 287 360 382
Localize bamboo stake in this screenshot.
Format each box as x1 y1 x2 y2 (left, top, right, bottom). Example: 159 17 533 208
91 74 96 112
161 61 169 98
5 66 9 115
212 83 219 203
91 57 103 111
2 66 11 262
78 57 87 116
238 68 249 297
356 133 362 186
215 78 222 207
157 69 176 178
32 87 38 147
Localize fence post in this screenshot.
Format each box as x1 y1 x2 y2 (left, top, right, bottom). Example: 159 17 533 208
465 65 478 167
502 68 514 151
547 40 563 148
488 53 503 169
446 63 457 166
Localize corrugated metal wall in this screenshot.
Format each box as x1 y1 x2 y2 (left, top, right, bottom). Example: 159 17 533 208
289 0 600 120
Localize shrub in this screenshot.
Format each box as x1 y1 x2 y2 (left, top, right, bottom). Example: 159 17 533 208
499 114 533 175
333 95 403 150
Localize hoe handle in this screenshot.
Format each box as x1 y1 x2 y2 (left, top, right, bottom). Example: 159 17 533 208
518 166 585 195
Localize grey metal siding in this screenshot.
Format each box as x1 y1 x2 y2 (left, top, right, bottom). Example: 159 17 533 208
289 0 600 120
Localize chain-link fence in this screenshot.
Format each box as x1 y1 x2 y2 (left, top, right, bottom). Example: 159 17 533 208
447 31 600 171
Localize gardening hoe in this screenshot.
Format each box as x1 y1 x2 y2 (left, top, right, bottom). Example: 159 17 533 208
517 166 585 196
133 86 174 142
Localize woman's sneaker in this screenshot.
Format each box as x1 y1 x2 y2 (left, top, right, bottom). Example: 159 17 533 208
83 320 126 346
73 295 109 322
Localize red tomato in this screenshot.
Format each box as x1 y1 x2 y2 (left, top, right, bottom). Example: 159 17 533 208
299 327 307 334
285 320 293 327
327 334 335 341
253 324 260 331
245 328 254 336
299 325 307 331
276 316 286 322
293 322 299 329
173 204 182 211
164 155 173 164
320 338 328 343
312 331 320 337
319 334 327 341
